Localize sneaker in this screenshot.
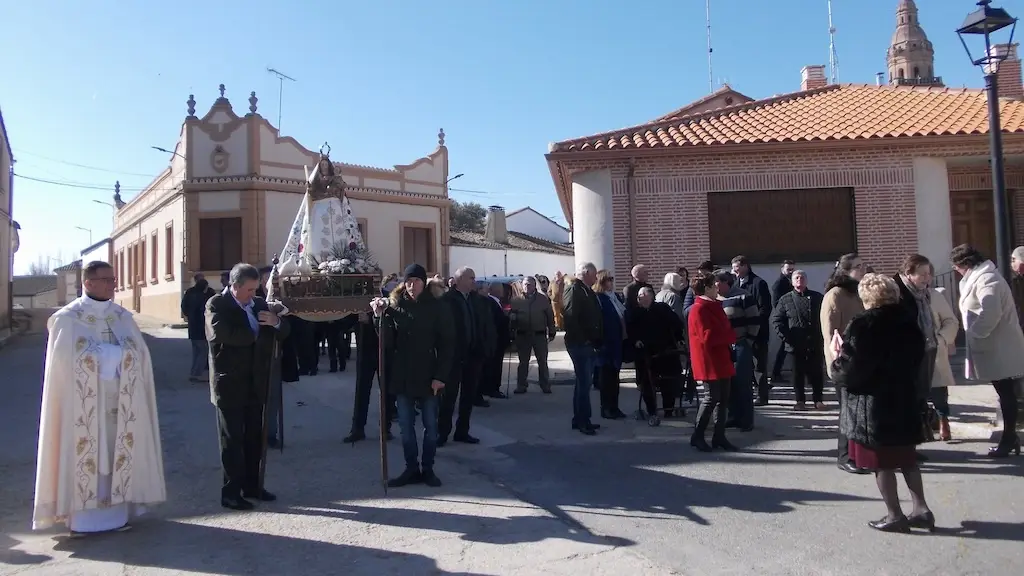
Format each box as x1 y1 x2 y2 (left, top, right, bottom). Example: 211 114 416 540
386 468 422 488
421 468 442 487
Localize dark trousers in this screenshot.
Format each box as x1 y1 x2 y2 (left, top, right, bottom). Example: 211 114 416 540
190 339 208 378
993 377 1020 443
322 322 346 371
837 388 851 463
693 379 731 440
929 386 950 418
752 339 771 401
792 349 825 404
771 343 787 378
292 319 318 374
479 342 505 397
351 330 394 432
599 364 621 412
439 355 482 439
216 403 263 499
635 355 658 415
516 333 550 390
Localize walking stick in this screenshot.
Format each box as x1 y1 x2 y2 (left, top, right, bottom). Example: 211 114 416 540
503 338 514 397
376 306 390 496
258 335 280 492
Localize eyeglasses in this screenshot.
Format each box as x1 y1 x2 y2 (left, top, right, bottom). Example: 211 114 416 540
89 277 117 284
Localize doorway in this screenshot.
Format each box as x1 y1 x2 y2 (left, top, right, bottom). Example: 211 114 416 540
950 190 997 259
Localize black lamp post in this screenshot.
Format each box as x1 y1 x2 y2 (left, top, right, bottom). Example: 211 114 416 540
957 0 1018 279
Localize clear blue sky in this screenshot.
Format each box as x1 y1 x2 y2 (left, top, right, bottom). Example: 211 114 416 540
3 0 1016 273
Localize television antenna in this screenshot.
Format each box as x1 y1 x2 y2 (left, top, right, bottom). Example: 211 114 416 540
828 0 840 83
705 0 714 92
266 67 297 131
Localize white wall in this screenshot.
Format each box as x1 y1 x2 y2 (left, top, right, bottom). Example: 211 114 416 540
81 241 110 265
506 209 570 243
450 245 575 280
111 194 186 304
264 191 304 260
14 289 57 309
914 157 954 274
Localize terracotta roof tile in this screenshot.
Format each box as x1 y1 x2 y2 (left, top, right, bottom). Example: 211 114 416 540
550 84 1024 152
450 230 574 256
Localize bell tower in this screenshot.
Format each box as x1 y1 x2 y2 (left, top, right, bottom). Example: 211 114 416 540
886 0 943 87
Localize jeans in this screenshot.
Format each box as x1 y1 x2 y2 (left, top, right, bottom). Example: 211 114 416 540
397 394 439 471
190 339 208 378
567 345 597 426
728 340 755 429
929 386 950 418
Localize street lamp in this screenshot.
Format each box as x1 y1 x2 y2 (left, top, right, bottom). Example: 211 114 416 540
446 173 464 184
957 0 1018 279
74 226 93 245
151 146 187 161
92 199 115 209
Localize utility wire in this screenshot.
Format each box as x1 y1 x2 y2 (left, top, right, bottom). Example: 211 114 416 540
12 148 157 178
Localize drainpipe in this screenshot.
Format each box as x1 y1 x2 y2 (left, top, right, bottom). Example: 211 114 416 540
626 159 637 265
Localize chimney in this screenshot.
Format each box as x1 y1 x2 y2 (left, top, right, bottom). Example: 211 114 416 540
484 205 507 244
986 43 1023 101
801 65 827 91
875 72 885 86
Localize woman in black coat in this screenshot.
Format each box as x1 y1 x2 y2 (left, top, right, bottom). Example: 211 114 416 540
832 273 934 534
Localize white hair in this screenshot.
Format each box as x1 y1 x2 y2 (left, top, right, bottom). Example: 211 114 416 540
454 266 475 280
1013 246 1024 263
576 261 596 277
639 286 656 298
792 269 807 278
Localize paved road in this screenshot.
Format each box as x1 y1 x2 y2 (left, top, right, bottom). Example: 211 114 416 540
2 326 1022 575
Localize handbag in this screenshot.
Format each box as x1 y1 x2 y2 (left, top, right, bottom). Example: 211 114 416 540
920 402 940 443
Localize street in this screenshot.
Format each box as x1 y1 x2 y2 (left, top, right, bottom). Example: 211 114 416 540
1 326 1022 576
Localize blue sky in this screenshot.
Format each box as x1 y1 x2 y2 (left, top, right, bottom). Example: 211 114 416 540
3 0 1018 273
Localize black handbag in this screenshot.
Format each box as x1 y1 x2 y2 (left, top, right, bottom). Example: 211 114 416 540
920 402 940 443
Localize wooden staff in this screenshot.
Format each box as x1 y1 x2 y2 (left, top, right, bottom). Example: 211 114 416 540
376 303 390 496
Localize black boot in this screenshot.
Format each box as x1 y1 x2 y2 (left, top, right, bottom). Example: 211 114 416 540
387 467 422 487
691 398 713 452
343 430 366 444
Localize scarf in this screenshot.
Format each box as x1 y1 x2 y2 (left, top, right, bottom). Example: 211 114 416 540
606 291 626 319
901 274 935 349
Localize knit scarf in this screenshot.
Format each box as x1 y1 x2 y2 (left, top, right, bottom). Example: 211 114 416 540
902 274 935 349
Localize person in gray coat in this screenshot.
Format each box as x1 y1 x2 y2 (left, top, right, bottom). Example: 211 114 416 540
952 244 1024 458
656 272 686 322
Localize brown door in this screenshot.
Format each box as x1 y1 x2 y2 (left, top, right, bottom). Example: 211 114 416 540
132 284 141 313
950 190 997 259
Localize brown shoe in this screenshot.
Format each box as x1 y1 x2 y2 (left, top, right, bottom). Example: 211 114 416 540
939 417 952 442
793 402 808 411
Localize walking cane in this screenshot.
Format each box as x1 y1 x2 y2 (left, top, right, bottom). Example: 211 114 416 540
376 304 390 496
503 338 514 397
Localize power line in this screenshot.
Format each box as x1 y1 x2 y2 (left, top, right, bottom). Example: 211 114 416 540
11 148 157 178
449 186 534 197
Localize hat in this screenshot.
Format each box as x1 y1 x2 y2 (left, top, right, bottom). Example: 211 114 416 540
402 263 428 284
381 281 399 298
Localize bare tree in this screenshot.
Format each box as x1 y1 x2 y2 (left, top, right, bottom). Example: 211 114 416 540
26 251 66 275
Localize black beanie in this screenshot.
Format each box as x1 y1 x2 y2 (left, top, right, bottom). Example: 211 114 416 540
403 263 428 284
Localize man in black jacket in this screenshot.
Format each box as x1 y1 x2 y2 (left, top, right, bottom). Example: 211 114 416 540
564 261 604 435
478 282 510 400
373 264 455 487
771 270 825 410
206 263 290 510
770 260 796 382
438 266 496 446
182 273 215 383
341 290 396 444
623 264 653 312
731 255 773 405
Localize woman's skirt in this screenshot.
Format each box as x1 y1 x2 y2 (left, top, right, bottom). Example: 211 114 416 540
849 440 917 471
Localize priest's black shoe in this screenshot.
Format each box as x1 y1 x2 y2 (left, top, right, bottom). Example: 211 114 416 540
387 468 423 488
422 469 443 487
453 433 480 444
221 496 254 511
242 489 277 502
690 437 713 452
489 391 508 399
712 437 739 451
473 398 491 408
838 461 870 475
868 516 910 533
343 430 366 444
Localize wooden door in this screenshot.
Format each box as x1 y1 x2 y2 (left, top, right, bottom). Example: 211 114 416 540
132 284 141 313
950 190 996 259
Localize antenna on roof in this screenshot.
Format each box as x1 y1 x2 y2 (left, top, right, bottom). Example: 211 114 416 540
827 0 840 83
705 0 714 93
266 67 297 131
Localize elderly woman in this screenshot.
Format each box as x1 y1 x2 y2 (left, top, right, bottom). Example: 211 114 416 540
833 273 932 533
893 254 959 442
593 270 628 419
656 272 686 321
952 244 1024 458
550 271 566 332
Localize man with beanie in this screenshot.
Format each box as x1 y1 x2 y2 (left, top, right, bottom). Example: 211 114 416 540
438 266 496 446
372 264 455 487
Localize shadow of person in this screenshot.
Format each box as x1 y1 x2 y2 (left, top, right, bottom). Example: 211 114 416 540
286 502 636 548
942 520 1024 543
0 533 52 566
50 520 486 576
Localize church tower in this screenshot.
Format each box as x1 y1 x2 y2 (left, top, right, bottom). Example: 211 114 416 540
886 0 943 87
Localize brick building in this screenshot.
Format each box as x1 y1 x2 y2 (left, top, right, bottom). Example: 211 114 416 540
544 0 1024 287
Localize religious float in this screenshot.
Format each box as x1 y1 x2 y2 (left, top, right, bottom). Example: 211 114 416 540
266 144 382 322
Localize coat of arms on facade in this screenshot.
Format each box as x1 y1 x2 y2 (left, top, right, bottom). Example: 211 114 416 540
210 146 230 174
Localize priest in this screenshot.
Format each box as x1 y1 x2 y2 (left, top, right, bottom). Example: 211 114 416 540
33 261 166 535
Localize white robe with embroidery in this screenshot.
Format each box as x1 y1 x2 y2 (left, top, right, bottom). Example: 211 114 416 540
32 296 166 531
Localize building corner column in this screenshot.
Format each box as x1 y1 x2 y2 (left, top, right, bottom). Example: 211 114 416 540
913 157 953 273
570 168 614 272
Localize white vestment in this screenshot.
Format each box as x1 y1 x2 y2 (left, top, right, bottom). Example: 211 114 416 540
33 296 166 532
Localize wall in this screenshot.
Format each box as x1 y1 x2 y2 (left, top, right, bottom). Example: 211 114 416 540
14 289 57 309
0 119 11 331
112 195 185 321
557 139 1024 287
450 245 574 280
264 190 304 260
57 270 79 306
351 198 442 275
506 209 570 243
80 241 111 265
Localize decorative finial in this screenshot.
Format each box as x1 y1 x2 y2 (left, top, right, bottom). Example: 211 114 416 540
218 84 226 98
249 91 258 114
187 94 196 117
113 181 125 209
438 128 445 147
320 142 331 157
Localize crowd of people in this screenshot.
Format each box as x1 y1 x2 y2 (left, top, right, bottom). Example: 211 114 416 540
31 241 1024 538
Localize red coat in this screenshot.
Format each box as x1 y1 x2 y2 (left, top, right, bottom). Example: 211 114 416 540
688 296 737 382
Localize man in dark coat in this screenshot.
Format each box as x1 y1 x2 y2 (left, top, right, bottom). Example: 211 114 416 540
373 264 455 487
623 264 653 312
341 290 397 444
206 263 290 511
182 273 215 383
478 282 511 400
772 270 825 410
438 267 496 445
731 255 773 405
770 260 796 382
563 262 604 435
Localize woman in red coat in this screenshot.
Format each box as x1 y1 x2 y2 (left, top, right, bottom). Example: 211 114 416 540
688 271 738 452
